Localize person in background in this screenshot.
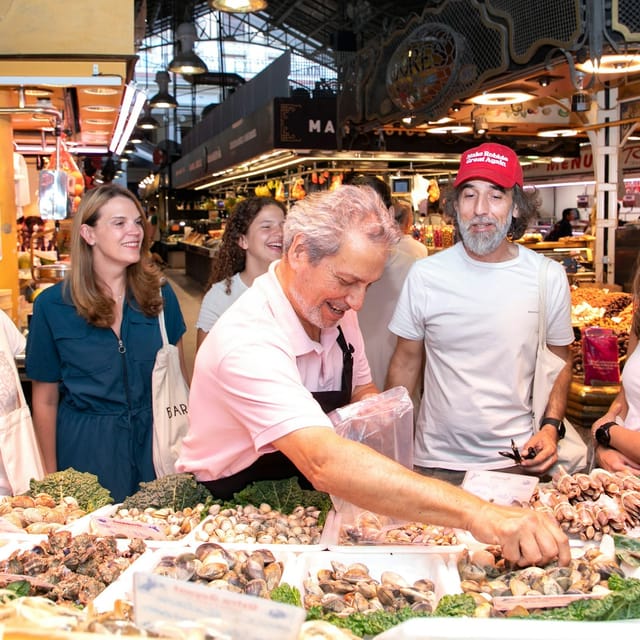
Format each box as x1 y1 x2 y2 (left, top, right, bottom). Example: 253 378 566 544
0 310 28 495
177 184 569 568
195 197 286 350
147 204 165 266
394 197 429 259
591 262 640 472
387 142 574 484
26 184 187 503
352 177 424 395
545 207 577 241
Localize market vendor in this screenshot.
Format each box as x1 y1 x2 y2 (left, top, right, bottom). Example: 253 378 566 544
177 184 570 568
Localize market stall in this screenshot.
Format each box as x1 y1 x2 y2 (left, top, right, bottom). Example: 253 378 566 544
2 465 640 639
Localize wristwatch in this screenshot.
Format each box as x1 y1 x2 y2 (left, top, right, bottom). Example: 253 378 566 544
540 417 566 440
595 421 617 447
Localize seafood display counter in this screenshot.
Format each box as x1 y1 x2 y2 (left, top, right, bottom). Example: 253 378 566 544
2 468 640 639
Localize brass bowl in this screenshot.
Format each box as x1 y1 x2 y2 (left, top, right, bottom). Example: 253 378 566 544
32 262 71 283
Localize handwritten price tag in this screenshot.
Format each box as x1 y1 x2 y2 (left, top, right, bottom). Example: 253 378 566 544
91 516 166 540
462 470 539 506
133 573 305 640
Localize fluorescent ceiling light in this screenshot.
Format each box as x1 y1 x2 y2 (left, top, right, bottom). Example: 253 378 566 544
109 84 147 156
576 54 640 75
469 91 534 105
0 76 122 86
537 128 578 138
426 125 473 134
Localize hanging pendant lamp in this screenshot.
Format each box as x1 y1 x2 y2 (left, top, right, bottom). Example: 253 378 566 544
149 70 178 109
168 22 208 75
138 102 160 130
210 0 267 12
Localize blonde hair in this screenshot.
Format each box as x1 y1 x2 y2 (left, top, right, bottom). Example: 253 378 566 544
65 184 163 327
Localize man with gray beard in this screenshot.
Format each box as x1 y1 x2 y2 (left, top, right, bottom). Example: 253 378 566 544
386 143 574 484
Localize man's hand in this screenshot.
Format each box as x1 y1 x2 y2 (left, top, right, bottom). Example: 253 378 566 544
519 427 558 474
595 445 640 473
469 502 570 568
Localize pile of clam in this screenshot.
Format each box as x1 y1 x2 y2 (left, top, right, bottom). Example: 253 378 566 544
0 494 87 534
303 560 438 616
340 510 458 546
530 468 640 540
153 542 284 598
104 504 207 540
458 545 622 612
192 503 323 545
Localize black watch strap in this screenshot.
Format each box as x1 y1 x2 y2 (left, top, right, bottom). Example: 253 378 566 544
540 417 566 440
595 421 616 447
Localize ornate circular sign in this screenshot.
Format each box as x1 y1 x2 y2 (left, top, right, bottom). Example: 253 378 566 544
386 23 462 112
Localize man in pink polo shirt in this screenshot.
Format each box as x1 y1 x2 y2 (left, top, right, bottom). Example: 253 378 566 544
177 184 569 568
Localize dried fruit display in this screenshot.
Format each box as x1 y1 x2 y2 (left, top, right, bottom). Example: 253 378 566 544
570 289 633 330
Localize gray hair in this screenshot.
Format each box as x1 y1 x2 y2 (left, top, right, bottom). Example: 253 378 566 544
283 184 400 264
442 183 541 241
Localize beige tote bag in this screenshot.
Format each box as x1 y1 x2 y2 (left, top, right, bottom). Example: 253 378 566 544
0 333 45 495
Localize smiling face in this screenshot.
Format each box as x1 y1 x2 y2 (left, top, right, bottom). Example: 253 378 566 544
238 203 285 271
79 195 145 269
455 180 517 261
284 230 387 339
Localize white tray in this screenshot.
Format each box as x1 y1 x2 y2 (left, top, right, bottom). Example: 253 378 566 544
185 513 326 553
297 548 462 606
92 543 299 613
373 617 640 640
321 509 467 555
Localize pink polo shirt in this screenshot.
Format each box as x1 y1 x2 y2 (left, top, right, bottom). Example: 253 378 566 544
176 261 373 481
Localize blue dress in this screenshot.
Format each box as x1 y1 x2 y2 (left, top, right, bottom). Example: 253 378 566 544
25 282 186 503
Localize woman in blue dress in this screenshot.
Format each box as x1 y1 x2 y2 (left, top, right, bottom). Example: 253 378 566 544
26 184 187 503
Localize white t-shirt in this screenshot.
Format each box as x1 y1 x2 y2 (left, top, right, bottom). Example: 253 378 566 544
622 344 640 430
359 247 422 391
389 242 573 470
196 272 248 333
0 311 27 495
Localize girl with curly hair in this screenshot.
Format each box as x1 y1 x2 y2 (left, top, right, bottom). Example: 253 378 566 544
196 197 286 349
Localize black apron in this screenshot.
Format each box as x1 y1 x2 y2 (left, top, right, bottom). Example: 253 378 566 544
202 326 354 499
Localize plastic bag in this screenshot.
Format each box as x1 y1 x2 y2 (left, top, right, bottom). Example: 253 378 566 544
328 386 414 468
327 386 414 523
43 137 84 216
582 327 620 385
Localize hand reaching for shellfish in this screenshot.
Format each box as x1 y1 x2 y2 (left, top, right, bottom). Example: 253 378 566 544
468 502 571 568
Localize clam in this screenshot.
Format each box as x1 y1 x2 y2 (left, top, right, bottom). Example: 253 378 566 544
531 574 564 596
263 560 283 591
195 558 228 581
458 562 487 582
381 571 409 587
320 593 350 614
245 578 269 598
342 564 372 583
413 578 435 593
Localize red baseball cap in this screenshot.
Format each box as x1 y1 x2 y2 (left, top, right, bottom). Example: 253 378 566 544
454 142 523 189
